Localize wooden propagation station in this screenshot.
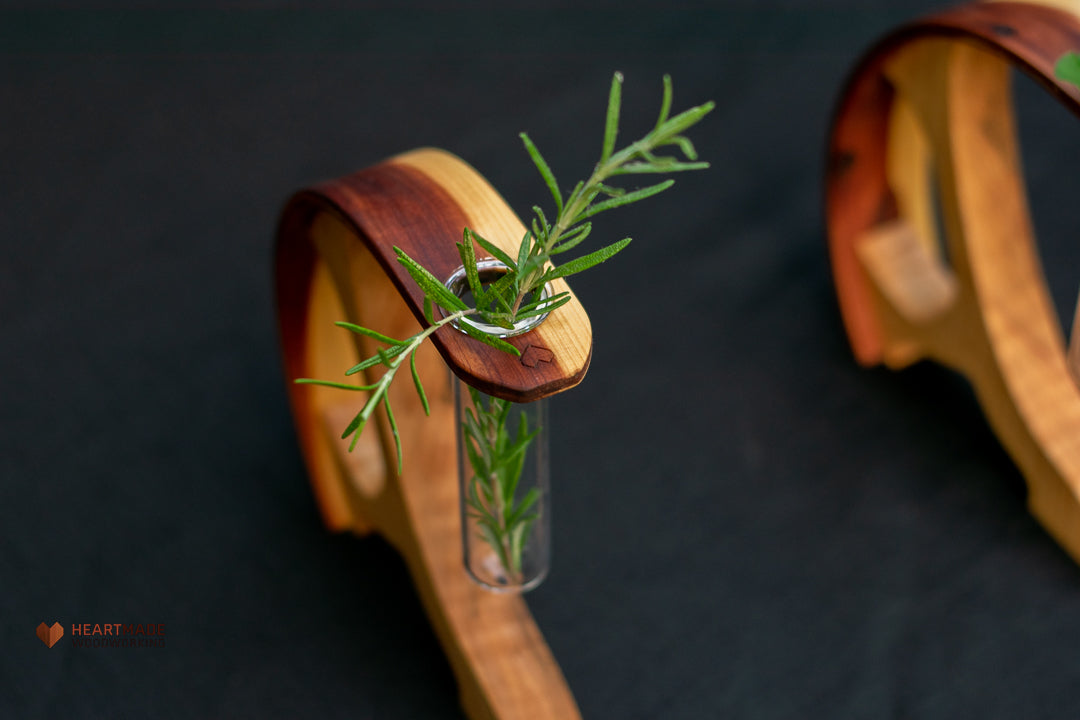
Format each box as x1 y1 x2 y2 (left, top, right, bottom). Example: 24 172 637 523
826 1 1080 561
275 148 589 719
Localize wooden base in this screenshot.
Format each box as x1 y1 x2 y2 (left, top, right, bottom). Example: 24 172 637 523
827 2 1080 561
275 149 587 719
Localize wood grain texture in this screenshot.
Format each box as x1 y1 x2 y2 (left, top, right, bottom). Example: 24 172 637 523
275 148 584 719
295 149 591 404
825 2 1080 563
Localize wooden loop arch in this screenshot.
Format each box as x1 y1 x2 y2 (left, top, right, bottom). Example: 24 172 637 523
275 148 589 719
826 2 1080 560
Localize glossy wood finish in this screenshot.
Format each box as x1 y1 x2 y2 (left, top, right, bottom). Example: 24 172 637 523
275 148 585 719
826 2 1080 562
281 148 591 405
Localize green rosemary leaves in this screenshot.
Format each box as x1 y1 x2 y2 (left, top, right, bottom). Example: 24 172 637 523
460 386 542 583
296 72 713 469
1056 51 1080 89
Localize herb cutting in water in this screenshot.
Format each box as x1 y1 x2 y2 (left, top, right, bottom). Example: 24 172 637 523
296 71 713 587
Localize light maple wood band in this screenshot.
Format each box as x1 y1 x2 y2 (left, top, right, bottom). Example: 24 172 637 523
275 148 584 719
826 2 1080 562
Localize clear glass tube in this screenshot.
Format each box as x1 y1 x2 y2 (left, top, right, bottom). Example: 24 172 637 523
455 377 550 593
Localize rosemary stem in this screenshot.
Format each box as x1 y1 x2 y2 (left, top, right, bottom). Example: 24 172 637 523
506 138 654 318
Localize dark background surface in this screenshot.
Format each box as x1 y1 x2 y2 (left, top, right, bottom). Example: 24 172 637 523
5 2 1080 718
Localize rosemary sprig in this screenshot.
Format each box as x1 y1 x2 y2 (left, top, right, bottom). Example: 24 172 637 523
461 386 542 583
295 309 478 471
296 72 713 469
504 72 714 318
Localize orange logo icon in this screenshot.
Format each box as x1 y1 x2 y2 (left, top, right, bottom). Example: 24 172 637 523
36 621 64 648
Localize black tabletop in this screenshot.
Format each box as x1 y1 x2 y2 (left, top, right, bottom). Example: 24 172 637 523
5 2 1080 718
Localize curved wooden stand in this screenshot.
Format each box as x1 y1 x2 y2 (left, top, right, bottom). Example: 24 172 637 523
275 148 589 719
827 2 1080 560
